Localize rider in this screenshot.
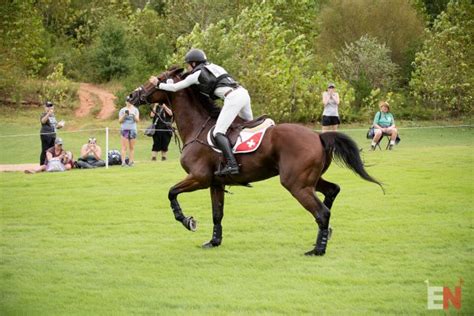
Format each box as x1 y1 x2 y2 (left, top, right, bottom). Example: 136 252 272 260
149 48 253 176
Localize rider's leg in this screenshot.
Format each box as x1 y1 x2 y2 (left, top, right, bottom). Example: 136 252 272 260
213 88 251 176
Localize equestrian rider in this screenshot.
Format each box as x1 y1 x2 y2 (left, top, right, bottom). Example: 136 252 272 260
149 48 253 176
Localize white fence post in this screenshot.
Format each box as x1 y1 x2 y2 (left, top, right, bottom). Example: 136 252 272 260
105 127 109 169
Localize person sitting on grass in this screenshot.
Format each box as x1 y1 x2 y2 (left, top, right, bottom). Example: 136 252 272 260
371 101 399 150
25 138 74 174
76 137 106 169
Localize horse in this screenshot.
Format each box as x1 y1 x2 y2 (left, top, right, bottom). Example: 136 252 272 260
127 67 382 256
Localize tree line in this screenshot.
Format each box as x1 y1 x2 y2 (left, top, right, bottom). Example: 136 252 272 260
0 0 472 122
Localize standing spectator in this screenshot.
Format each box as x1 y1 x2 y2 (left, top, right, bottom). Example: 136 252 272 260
151 103 173 161
119 100 139 167
76 137 106 168
321 83 340 132
371 101 399 150
39 101 65 165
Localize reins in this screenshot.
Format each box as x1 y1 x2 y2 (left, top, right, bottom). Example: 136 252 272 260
182 116 217 151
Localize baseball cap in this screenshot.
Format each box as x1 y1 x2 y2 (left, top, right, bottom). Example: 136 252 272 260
55 138 63 145
328 83 335 88
45 101 54 107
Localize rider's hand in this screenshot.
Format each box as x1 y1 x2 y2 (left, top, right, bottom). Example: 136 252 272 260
149 76 158 86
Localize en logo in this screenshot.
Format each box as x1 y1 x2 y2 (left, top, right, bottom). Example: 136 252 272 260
425 279 463 310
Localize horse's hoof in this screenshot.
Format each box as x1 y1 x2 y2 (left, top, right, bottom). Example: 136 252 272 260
304 249 326 256
202 240 221 249
183 216 197 232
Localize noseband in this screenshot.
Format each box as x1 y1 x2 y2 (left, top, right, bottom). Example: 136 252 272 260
133 72 171 105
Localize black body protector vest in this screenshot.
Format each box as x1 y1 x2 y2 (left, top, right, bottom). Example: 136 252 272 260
192 63 239 100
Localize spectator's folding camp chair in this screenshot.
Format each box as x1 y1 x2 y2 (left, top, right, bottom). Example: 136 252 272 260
375 133 401 150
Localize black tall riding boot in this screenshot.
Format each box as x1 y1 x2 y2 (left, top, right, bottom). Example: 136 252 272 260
214 133 239 176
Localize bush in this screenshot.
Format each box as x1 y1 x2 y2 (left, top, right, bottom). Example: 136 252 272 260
335 35 399 109
410 0 474 118
91 18 130 82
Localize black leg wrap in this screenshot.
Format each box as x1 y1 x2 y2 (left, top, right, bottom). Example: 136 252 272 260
211 224 222 246
171 200 185 222
202 224 222 248
315 228 330 255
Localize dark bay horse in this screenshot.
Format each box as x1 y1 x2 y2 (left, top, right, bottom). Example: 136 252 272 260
128 67 382 256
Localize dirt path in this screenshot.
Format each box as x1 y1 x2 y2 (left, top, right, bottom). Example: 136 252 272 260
1 164 39 172
75 83 117 119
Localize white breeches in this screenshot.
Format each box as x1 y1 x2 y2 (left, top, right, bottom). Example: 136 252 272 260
213 87 253 136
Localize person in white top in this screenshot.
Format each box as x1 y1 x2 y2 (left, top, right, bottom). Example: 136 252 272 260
149 48 253 176
321 83 340 132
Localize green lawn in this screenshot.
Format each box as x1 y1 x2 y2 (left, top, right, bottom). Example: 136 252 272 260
1 110 473 314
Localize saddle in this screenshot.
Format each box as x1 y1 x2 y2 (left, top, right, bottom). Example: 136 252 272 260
207 115 275 154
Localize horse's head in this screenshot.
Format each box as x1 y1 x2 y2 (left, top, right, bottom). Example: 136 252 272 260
126 67 184 107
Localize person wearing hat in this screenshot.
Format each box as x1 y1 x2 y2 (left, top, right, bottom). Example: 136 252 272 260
371 101 398 150
149 48 253 176
25 138 73 173
321 83 340 132
39 101 65 165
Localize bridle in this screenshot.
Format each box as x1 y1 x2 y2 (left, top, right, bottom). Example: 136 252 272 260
130 71 184 151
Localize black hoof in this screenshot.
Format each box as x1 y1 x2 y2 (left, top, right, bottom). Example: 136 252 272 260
202 239 221 249
304 249 325 256
182 216 197 231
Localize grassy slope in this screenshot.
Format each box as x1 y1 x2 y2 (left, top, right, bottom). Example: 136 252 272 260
0 109 473 314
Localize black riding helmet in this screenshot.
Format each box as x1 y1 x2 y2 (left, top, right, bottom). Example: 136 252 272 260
184 49 207 64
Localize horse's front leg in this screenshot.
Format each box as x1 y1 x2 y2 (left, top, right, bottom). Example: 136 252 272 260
202 184 225 248
168 174 208 231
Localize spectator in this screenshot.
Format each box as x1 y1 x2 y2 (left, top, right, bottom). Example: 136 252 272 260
371 101 399 150
39 101 65 165
118 101 139 167
150 103 173 161
76 137 106 168
25 138 73 174
321 83 340 132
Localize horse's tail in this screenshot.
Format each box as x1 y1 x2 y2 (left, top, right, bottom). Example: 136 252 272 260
319 132 384 193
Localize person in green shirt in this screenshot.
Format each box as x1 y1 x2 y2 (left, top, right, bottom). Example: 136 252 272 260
371 101 398 150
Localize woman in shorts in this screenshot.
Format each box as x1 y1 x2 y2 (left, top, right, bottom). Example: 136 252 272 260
119 101 140 167
321 83 340 132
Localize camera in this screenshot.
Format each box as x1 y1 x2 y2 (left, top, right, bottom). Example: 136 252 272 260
125 110 129 115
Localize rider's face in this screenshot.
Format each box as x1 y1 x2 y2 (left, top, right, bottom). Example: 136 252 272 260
186 63 193 72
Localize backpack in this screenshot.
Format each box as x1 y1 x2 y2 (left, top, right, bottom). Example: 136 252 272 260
108 150 122 165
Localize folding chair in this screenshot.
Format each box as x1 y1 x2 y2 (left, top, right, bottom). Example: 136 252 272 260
374 133 392 150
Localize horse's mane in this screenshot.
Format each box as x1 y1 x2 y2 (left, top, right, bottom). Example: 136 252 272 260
173 68 221 119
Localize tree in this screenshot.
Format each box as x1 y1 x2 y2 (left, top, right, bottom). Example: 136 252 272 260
0 1 48 96
410 0 473 117
91 17 130 81
316 0 424 82
335 35 399 108
171 3 354 123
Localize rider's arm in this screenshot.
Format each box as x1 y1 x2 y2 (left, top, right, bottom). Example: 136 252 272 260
158 71 200 92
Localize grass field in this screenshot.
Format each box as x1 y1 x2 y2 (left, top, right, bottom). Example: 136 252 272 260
1 108 473 314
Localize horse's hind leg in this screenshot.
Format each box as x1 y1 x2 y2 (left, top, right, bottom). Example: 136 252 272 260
283 183 331 256
202 185 225 248
316 178 340 210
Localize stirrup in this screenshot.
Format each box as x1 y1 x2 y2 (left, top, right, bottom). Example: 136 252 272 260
214 164 239 176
